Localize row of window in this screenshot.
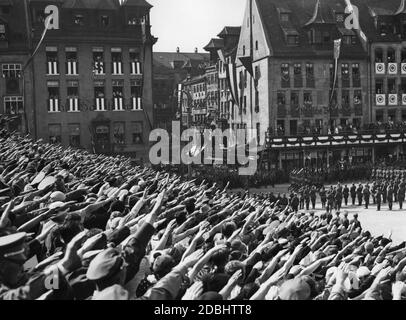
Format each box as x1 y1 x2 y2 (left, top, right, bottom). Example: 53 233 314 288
48 122 144 147
375 78 406 94
34 9 148 28
44 47 142 76
375 48 406 63
277 90 363 107
280 62 361 88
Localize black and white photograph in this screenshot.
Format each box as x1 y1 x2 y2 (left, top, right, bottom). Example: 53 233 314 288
1 0 406 306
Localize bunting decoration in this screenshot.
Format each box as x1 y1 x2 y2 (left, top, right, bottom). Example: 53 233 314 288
225 59 240 107
238 56 254 78
330 39 342 105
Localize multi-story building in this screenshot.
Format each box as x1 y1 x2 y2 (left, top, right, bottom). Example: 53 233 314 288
0 0 33 133
236 0 370 170
217 27 241 130
153 49 209 131
181 74 207 130
354 0 406 159
28 0 156 159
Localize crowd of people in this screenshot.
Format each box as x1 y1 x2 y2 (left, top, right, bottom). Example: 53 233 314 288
1 129 406 300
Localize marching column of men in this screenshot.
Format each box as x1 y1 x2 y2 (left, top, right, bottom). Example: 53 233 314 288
286 178 406 212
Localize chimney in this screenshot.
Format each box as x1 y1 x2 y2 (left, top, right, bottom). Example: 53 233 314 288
176 47 180 53
195 48 198 53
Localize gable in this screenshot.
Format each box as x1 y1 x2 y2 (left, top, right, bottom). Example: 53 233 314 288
236 0 271 66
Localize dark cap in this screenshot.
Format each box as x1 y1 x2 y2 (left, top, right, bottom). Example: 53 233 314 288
0 232 27 260
86 248 124 281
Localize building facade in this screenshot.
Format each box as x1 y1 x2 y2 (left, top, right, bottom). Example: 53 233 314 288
235 0 371 170
354 0 406 159
0 0 33 134
28 0 156 159
153 49 209 132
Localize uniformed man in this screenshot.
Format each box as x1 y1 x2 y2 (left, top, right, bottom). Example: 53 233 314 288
357 183 363 206
387 184 394 211
319 187 327 209
363 184 370 209
343 185 349 206
375 187 382 211
310 186 317 210
350 183 356 206
398 180 405 210
304 187 310 211
0 232 70 300
335 186 343 212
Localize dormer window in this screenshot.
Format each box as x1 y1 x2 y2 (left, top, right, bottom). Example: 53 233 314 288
280 13 289 22
380 22 388 35
74 15 84 26
287 35 299 45
343 35 357 45
101 16 109 27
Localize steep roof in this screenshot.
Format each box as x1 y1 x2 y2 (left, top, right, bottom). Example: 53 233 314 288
153 52 209 75
217 26 241 38
203 38 224 51
120 0 153 8
62 0 118 9
254 0 367 58
351 0 405 42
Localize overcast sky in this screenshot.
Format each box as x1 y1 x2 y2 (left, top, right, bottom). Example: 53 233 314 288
148 0 246 53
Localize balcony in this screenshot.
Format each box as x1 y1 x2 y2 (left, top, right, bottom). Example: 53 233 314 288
375 62 386 75
388 94 398 106
67 98 79 112
388 63 398 75
376 94 386 106
48 98 60 112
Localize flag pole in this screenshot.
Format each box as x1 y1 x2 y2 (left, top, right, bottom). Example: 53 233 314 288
330 39 342 131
